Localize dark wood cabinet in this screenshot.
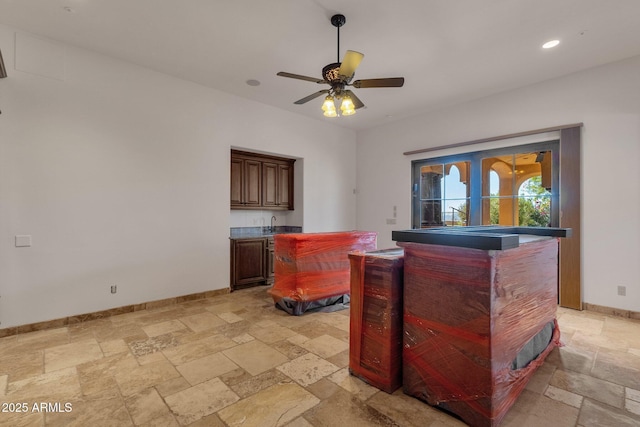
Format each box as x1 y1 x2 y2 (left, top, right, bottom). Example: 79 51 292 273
230 154 262 208
266 237 275 285
262 161 293 209
231 150 294 210
230 236 275 290
230 238 267 290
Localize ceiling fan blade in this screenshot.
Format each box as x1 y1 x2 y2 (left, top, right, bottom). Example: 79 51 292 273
338 50 364 79
294 90 330 105
351 77 405 88
344 90 365 109
277 72 327 84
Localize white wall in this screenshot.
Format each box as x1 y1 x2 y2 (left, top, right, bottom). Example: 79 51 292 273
0 26 357 328
357 55 640 312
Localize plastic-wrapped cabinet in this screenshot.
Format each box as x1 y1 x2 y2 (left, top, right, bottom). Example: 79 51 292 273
349 248 404 393
269 231 377 315
399 236 561 427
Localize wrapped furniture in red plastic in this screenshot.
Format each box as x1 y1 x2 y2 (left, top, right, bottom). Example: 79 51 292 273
269 231 377 315
398 235 561 427
348 248 404 393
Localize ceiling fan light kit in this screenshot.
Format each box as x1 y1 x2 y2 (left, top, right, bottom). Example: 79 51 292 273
277 14 404 118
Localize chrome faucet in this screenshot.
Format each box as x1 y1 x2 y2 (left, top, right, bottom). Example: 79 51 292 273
270 215 276 233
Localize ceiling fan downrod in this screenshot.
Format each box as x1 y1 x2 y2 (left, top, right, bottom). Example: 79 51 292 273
331 14 346 63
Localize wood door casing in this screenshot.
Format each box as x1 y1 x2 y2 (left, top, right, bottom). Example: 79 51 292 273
559 127 582 309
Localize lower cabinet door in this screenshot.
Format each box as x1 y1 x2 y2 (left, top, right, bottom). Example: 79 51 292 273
232 239 267 289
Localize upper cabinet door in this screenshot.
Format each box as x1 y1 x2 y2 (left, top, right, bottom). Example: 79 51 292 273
230 157 244 206
262 162 278 207
244 159 262 206
277 163 293 209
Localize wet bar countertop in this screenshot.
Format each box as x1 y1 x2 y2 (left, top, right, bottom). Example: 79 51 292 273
392 226 572 250
230 226 302 239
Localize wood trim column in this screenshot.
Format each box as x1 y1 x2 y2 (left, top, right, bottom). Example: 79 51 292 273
559 127 582 309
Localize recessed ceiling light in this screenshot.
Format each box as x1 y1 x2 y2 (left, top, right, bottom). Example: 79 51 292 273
246 79 260 87
542 40 560 49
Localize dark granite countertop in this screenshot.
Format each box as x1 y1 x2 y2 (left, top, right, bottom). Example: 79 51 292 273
392 226 571 250
230 226 302 239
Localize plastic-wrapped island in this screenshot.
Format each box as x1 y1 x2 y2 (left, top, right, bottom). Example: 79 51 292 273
392 226 571 427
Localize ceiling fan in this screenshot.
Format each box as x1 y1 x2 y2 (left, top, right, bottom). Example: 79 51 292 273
277 14 404 117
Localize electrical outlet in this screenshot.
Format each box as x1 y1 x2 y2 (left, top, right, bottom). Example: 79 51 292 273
386 218 397 225
111 285 117 294
617 286 626 296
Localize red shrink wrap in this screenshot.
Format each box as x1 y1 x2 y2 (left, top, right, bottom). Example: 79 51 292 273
349 248 404 393
269 231 377 315
399 236 561 427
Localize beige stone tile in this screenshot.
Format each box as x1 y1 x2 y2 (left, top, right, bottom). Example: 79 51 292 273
303 388 397 427
16 327 68 344
524 362 555 393
286 334 310 346
544 384 583 408
179 312 226 332
164 377 239 425
276 353 339 387
142 320 187 337
231 332 254 344
99 339 130 356
77 352 138 397
0 410 44 427
316 312 350 332
45 339 104 372
626 398 640 416
284 417 314 427
550 369 624 408
591 349 640 389
7 367 81 402
305 378 341 400
249 323 297 344
139 412 179 427
205 301 249 315
226 369 291 399
162 334 236 366
130 334 179 359
630 348 640 357
557 313 604 335
325 349 349 368
367 388 453 427
176 352 238 386
124 387 172 425
114 359 181 396
627 387 640 402
216 312 244 323
271 339 308 360
514 395 580 427
155 376 191 398
570 331 630 352
327 367 379 400
184 413 226 427
0 374 6 397
544 345 595 375
222 340 288 376
45 393 133 427
0 350 44 382
93 322 147 343
218 382 319 427
578 398 640 427
136 349 169 366
299 334 348 359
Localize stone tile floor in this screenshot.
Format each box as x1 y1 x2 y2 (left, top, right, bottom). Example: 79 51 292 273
1 286 639 426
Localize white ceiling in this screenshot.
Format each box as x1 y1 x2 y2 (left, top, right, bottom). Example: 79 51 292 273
1 0 640 130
